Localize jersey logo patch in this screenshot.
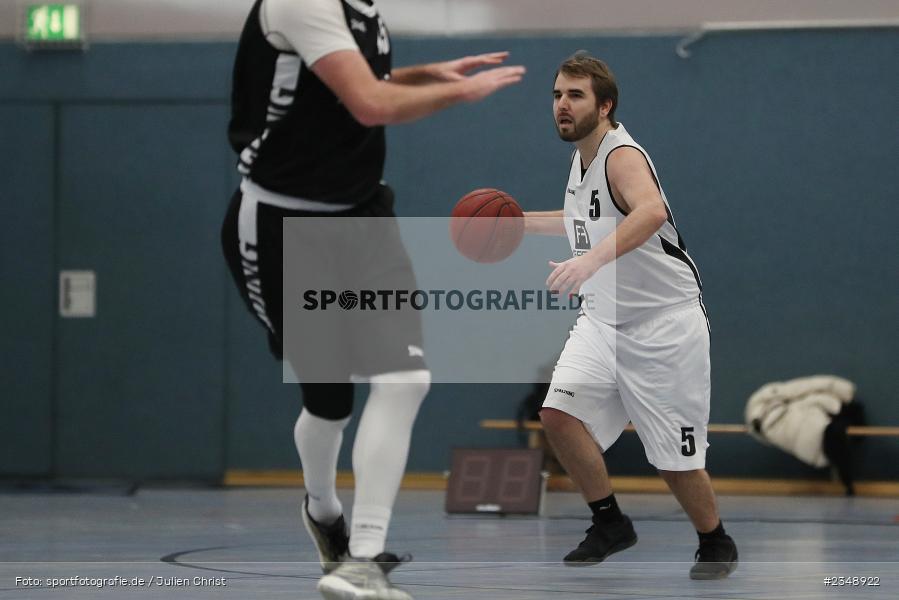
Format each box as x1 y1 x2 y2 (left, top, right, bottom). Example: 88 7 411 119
408 345 424 358
573 220 591 251
376 17 390 55
350 18 367 33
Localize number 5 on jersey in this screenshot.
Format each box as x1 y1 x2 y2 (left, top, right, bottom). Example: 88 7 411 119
589 189 600 220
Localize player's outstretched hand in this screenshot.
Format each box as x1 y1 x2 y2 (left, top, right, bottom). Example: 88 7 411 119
434 51 510 81
546 254 602 298
461 66 526 102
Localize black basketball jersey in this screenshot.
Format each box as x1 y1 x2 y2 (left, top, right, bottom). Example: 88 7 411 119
228 0 392 204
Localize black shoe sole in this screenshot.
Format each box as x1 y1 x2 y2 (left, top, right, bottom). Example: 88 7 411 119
689 560 738 580
563 535 638 566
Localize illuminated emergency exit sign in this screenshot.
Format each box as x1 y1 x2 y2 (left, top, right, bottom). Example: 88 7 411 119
23 3 85 48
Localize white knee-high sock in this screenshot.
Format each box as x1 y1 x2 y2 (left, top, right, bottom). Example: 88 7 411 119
350 370 430 558
294 409 351 524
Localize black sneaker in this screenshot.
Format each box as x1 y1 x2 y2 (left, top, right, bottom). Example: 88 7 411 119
318 552 413 600
689 534 738 580
301 496 349 574
563 515 638 565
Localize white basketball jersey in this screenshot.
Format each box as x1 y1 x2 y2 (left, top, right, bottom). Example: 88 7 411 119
563 123 703 326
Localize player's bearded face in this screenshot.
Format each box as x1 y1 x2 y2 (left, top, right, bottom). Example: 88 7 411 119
554 75 601 142
555 109 600 142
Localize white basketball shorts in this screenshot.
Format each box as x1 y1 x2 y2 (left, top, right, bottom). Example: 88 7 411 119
543 298 711 471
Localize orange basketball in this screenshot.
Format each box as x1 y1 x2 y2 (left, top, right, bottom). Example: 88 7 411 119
450 188 524 263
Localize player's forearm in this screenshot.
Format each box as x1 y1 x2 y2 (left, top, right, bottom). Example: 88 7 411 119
316 50 522 126
363 79 469 125
391 64 440 85
524 210 566 236
592 205 667 266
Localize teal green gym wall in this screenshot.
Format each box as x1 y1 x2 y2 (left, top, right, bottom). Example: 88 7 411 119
1 30 896 481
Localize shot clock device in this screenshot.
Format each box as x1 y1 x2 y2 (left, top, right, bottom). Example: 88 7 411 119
445 448 547 515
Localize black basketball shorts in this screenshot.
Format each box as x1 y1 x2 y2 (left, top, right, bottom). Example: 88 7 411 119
221 181 426 382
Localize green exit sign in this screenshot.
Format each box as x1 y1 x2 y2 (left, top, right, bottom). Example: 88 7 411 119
23 3 85 48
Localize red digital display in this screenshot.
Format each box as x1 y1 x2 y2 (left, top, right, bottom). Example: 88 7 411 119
445 448 544 514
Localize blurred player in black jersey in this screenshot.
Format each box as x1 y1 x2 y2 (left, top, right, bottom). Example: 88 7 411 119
221 1 524 598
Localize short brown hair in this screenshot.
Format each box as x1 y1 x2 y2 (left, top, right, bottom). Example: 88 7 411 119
555 52 619 126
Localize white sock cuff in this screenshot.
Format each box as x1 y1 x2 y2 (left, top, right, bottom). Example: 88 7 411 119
350 504 393 558
352 504 392 523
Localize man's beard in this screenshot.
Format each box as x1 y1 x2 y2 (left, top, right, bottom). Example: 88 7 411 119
556 111 600 142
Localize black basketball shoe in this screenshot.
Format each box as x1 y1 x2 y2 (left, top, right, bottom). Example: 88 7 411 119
301 496 349 574
690 533 738 579
563 514 638 565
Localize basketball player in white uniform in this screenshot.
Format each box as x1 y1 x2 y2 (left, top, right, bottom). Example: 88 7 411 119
524 53 738 579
